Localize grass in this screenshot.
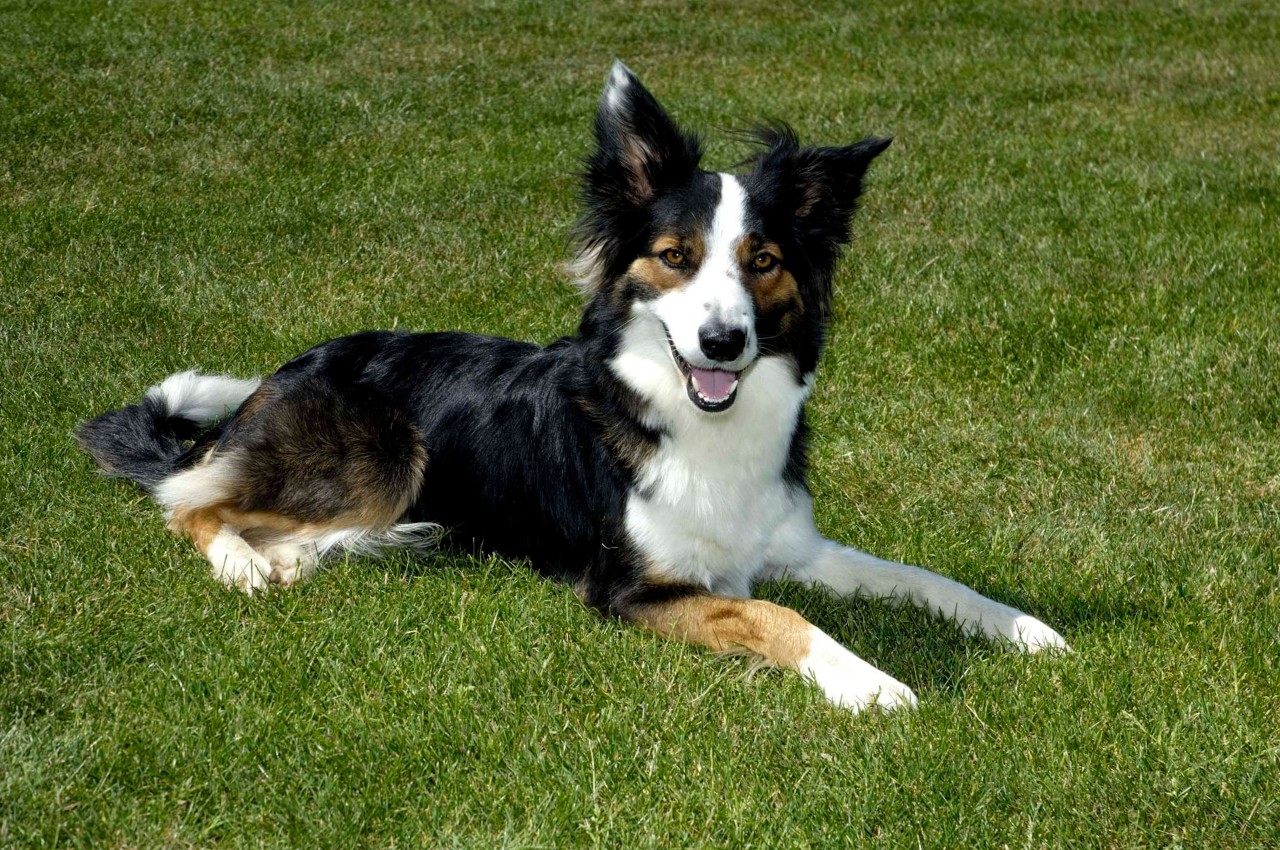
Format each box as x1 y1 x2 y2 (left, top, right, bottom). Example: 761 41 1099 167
3 0 1279 846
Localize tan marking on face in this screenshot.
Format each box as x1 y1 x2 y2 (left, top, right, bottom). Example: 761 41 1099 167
754 269 802 322
632 593 814 669
623 232 707 294
653 233 705 265
737 239 801 320
624 256 687 293
735 237 782 270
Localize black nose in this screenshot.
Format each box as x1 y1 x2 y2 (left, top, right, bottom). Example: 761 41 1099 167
698 324 747 362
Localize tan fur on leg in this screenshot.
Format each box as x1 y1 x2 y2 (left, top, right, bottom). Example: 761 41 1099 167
630 592 917 712
632 595 814 668
168 507 273 594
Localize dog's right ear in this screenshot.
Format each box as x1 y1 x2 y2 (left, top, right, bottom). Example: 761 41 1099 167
571 64 702 295
586 62 702 204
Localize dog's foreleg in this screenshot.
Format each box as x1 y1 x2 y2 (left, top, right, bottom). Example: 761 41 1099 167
763 510 1069 653
625 591 917 713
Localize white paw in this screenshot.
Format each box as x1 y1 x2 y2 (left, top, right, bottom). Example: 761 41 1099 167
207 530 273 595
1005 613 1070 654
214 555 272 595
268 562 300 588
817 666 918 713
799 628 918 714
964 600 1070 654
261 541 318 588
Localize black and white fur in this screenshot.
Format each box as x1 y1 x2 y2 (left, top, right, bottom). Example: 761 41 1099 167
78 63 1067 713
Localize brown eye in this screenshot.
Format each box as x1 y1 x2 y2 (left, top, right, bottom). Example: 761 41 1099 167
660 247 688 267
752 252 778 271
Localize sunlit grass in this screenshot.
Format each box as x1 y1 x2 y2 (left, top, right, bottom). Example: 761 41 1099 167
3 1 1278 846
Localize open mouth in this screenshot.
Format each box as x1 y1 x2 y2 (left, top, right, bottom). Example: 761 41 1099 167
666 337 742 413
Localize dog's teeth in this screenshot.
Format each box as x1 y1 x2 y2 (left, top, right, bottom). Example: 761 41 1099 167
695 383 737 405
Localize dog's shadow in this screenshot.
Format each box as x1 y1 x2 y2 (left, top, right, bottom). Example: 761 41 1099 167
380 550 1131 701
757 576 1152 699
755 580 982 699
380 552 967 693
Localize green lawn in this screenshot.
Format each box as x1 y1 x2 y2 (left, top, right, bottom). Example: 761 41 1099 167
3 0 1279 846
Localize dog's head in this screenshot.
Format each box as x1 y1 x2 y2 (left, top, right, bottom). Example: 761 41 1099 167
574 62 889 415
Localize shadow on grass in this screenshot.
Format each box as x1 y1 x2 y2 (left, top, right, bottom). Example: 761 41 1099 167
757 580 982 699
375 550 976 698
976 572 1167 636
372 547 1154 700
376 542 540 585
759 573 1163 699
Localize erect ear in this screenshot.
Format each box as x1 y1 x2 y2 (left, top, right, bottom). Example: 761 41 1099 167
586 62 702 204
753 124 891 244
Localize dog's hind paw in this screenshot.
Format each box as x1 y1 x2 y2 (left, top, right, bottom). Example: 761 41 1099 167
206 531 274 596
221 557 273 595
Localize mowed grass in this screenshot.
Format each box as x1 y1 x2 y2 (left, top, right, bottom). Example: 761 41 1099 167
3 0 1279 846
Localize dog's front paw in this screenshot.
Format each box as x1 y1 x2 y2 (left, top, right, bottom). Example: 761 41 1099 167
799 629 917 713
1005 614 1070 654
818 666 918 713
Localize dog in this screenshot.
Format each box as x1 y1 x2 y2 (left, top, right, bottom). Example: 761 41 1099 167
77 63 1067 713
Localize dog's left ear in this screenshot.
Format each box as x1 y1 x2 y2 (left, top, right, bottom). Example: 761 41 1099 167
586 62 703 204
753 125 891 246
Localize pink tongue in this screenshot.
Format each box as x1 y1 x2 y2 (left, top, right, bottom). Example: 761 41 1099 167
690 368 737 401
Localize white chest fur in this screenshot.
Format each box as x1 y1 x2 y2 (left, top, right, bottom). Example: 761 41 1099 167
610 313 812 597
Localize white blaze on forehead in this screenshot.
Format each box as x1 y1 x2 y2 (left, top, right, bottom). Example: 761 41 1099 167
645 173 758 372
698 174 751 324
705 174 748 282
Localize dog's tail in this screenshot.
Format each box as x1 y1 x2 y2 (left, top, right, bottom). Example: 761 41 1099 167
75 370 262 490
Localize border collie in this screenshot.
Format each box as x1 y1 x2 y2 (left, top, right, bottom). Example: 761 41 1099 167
77 63 1067 713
